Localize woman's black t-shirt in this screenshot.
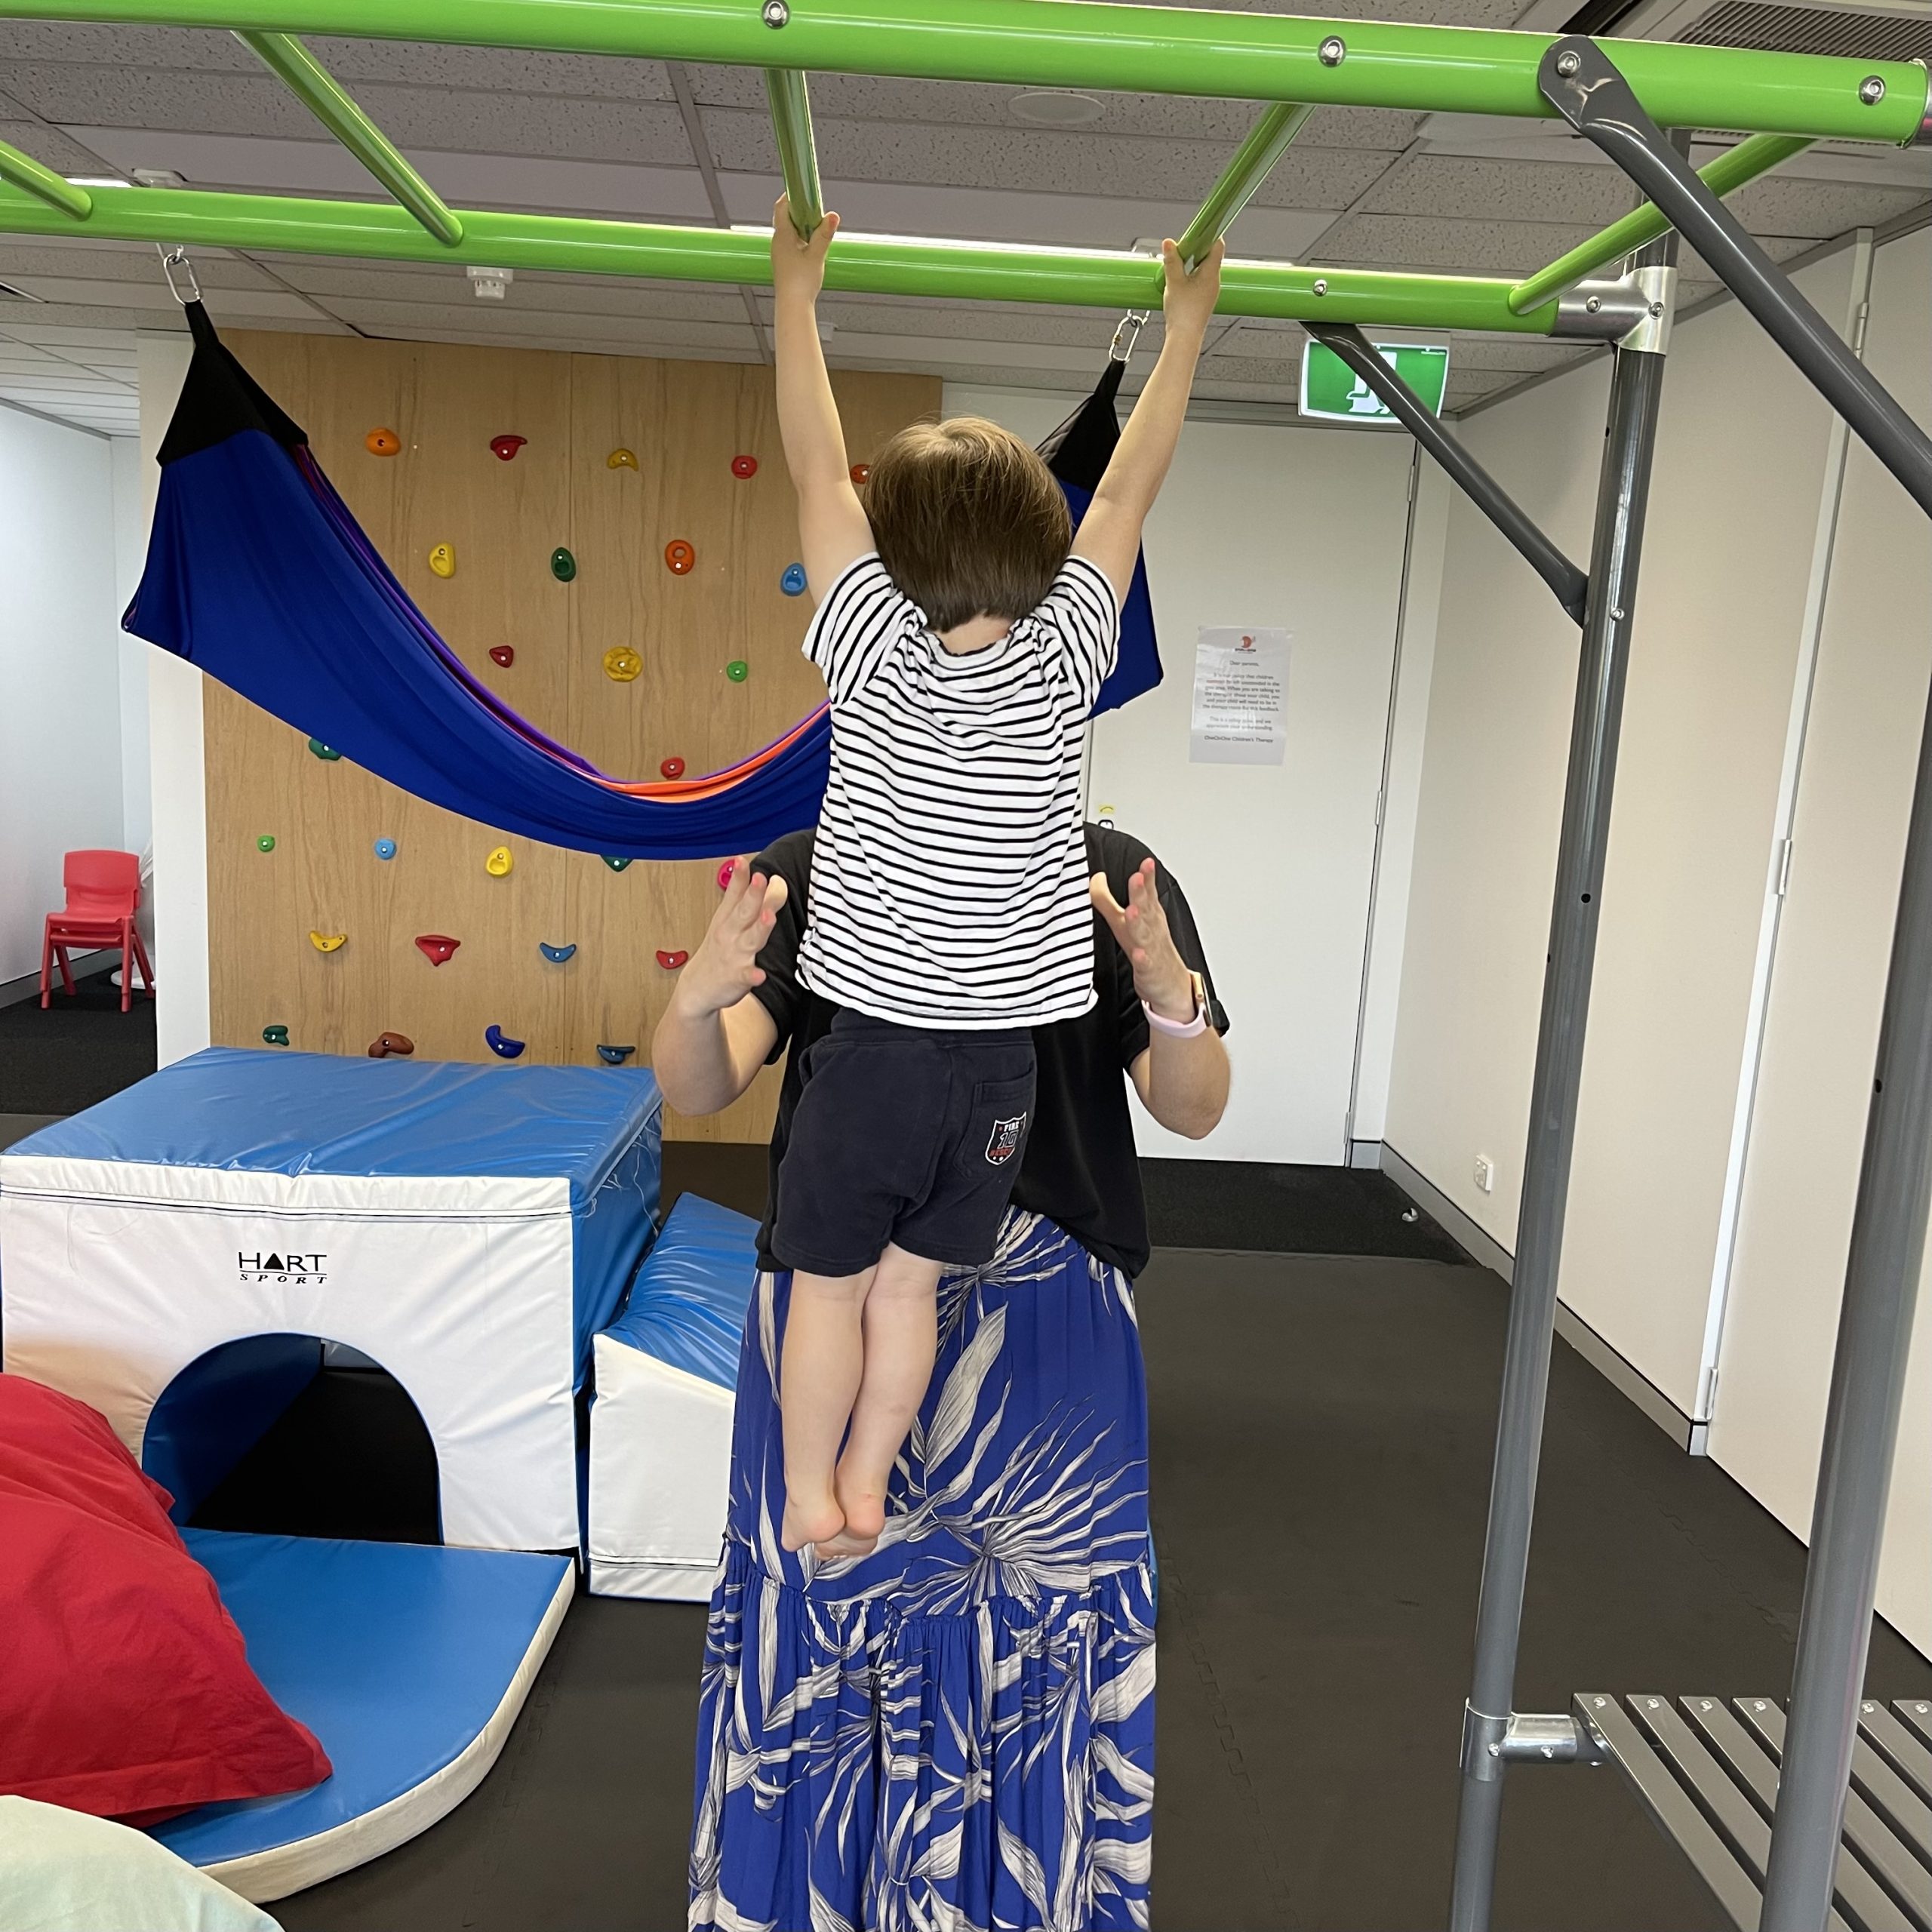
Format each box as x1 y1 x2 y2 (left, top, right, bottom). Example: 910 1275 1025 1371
746 823 1227 1279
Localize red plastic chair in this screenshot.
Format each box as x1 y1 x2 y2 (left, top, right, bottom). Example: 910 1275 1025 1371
41 851 154 1014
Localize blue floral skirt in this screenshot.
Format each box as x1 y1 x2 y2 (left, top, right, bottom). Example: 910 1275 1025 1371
689 1212 1155 1932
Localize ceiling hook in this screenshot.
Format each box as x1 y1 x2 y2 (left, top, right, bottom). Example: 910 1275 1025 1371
157 243 201 306
1109 309 1149 363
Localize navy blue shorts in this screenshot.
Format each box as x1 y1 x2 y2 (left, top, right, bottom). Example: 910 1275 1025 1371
771 1010 1037 1276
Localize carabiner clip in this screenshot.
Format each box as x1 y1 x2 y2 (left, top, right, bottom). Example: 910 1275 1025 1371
1109 309 1149 364
158 244 202 306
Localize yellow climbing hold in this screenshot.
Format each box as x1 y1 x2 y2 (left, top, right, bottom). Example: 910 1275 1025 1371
485 844 514 878
603 645 642 683
429 543 456 578
309 931 347 953
607 448 638 470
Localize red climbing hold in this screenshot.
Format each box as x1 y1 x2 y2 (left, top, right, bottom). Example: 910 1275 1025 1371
491 434 526 461
415 934 460 967
716 858 737 891
659 756 685 780
731 454 758 479
489 645 515 668
656 949 689 971
850 463 871 485
367 1031 415 1059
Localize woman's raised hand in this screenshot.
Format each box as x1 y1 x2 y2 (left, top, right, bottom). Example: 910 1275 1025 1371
677 860 789 1018
1091 857 1195 1022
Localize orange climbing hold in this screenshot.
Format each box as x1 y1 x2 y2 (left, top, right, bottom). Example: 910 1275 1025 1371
365 427 401 456
367 1031 414 1058
664 540 695 575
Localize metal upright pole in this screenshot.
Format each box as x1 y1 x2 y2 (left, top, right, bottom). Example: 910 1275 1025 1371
1758 551 1932 1928
1446 225 1677 1932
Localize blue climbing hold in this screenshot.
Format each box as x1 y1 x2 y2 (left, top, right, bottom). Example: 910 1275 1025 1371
596 1044 637 1065
374 837 397 860
780 562 808 597
485 1024 526 1060
539 941 577 964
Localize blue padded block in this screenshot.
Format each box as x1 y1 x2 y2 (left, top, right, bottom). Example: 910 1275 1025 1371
601 1194 758 1391
14 1047 662 1381
152 1531 569 1868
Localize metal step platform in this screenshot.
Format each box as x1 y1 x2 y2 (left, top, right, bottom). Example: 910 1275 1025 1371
1577 1696 1932 1932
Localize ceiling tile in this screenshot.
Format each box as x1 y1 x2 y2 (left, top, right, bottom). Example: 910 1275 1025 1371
0 240 283 289
0 116 111 173
2 63 312 137
702 107 1391 211
321 297 759 354
1320 211 1601 277
311 40 672 102
1363 154 1640 226
1726 176 1927 238
2 26 253 70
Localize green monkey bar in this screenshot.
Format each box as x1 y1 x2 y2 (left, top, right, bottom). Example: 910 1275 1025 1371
0 0 1922 340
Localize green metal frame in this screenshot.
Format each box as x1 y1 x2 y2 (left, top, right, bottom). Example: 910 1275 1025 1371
0 0 1919 339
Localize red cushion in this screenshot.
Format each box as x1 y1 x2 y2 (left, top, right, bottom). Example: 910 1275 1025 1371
0 1373 331 1819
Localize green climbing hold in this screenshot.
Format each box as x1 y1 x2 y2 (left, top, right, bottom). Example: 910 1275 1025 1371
257 835 275 853
601 855 632 872
308 738 342 761
262 1024 290 1046
726 660 749 683
551 546 577 583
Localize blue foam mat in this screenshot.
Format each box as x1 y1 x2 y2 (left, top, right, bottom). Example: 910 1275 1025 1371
152 1531 569 1869
601 1194 759 1391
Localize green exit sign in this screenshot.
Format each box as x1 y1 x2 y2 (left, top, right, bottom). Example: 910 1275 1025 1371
1300 340 1451 425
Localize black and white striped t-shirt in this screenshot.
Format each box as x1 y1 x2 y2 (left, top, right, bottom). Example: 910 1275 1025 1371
797 552 1119 1028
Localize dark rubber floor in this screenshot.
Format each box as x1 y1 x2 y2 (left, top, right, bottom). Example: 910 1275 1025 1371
267 1246 1932 1932
0 968 155 1113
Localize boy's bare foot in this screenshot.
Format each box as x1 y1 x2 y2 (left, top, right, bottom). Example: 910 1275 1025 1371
834 1469 888 1551
781 1493 844 1552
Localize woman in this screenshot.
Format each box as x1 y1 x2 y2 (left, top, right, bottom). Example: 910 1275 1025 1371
655 823 1230 1932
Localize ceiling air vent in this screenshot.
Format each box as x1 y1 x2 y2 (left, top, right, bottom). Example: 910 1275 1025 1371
1678 0 1932 61
0 279 42 302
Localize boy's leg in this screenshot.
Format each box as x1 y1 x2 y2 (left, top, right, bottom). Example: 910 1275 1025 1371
779 1263 875 1552
832 1243 944 1552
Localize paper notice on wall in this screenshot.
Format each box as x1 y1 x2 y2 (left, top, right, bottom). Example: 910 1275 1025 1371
1189 626 1291 765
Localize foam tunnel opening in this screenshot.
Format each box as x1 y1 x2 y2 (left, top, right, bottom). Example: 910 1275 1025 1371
144 1333 441 1546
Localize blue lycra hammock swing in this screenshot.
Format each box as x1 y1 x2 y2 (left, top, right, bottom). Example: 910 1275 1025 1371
125 303 1158 860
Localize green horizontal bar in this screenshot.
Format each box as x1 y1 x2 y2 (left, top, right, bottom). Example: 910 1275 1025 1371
1509 131 1810 312
0 137 91 218
238 30 461 244
1177 101 1314 272
0 0 1922 145
0 180 1562 333
765 69 823 237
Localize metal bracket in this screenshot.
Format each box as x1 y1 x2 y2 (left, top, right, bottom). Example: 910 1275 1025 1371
1551 276 1652 342
1463 1706 1604 1781
157 242 200 305
1462 1705 1509 1783
1620 262 1675 355
1537 32 1932 520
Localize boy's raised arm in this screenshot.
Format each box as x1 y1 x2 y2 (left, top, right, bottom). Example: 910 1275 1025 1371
1071 238 1224 604
771 196 874 605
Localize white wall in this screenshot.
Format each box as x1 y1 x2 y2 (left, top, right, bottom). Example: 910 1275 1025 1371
948 383 1417 1164
1709 226 1932 1654
111 434 152 863
0 401 126 989
1387 248 1856 1414
135 332 208 1066
1385 229 1932 1657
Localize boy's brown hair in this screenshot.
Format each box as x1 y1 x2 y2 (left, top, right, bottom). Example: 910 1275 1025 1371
862 416 1072 632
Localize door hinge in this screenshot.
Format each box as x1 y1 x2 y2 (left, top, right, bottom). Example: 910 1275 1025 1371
1775 837 1794 898
1697 1363 1720 1418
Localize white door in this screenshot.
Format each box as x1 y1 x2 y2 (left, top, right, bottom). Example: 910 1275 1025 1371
946 387 1416 1164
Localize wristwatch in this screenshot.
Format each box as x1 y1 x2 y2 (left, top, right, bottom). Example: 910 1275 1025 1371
1143 971 1209 1039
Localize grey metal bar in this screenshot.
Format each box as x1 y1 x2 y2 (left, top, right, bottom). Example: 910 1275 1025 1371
1864 1703 1932 1811
1740 1700 1932 1928
764 67 823 235
1446 232 1675 1930
1898 1704 1932 1756
1682 1697 1912 1932
1630 1696 1782 1876
1575 1695 1763 1931
1537 44 1932 1932
1539 34 1932 521
1176 101 1313 271
1304 322 1589 625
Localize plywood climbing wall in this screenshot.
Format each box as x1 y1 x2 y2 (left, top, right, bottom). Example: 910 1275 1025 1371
203 332 938 1142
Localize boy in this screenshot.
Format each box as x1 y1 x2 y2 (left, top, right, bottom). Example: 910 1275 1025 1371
766 195 1222 1556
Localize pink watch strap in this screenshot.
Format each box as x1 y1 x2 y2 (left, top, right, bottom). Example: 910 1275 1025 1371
1143 984 1208 1038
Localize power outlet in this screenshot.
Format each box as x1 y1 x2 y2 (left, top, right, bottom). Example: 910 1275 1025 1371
1474 1155 1495 1195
